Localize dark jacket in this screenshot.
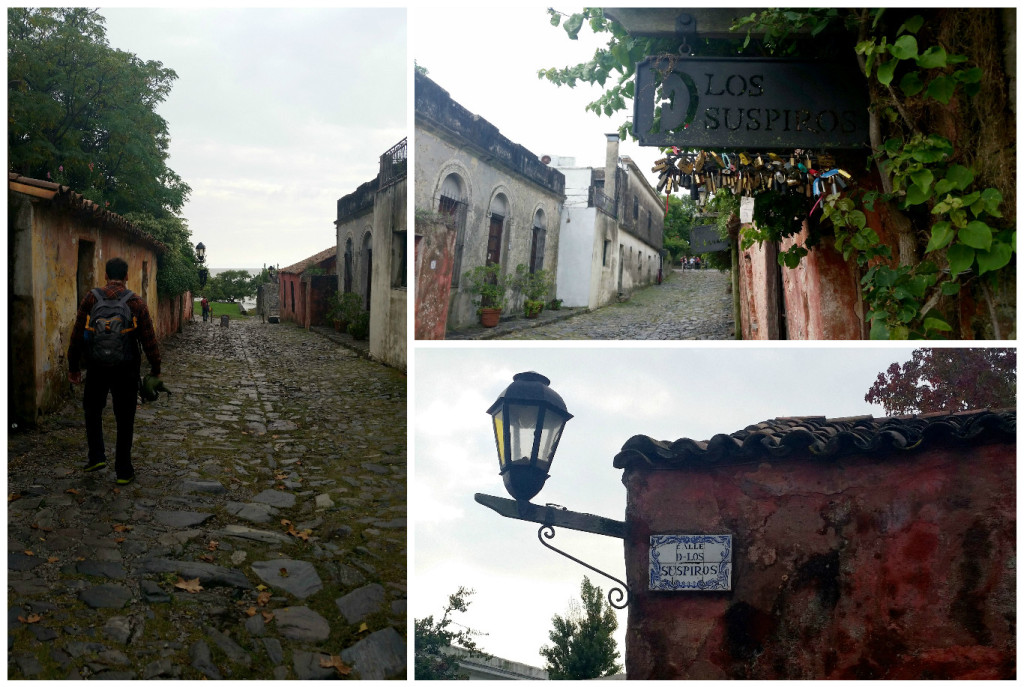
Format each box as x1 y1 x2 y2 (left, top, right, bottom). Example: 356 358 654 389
68 280 161 375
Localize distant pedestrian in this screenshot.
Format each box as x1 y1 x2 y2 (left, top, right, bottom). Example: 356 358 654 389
68 257 161 484
201 297 210 322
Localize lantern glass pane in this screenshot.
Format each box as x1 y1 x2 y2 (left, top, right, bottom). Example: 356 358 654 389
491 407 506 469
535 409 568 471
508 403 540 466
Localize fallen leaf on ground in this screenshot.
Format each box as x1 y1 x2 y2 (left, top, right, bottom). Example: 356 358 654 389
262 611 274 623
113 524 131 532
280 519 291 527
255 584 268 591
47 556 59 563
199 554 214 563
9 493 22 503
114 537 126 544
245 607 257 617
65 488 80 495
319 655 351 676
112 487 120 494
279 567 289 577
257 591 271 607
358 622 369 633
18 614 42 624
174 577 203 593
207 540 219 551
23 550 34 556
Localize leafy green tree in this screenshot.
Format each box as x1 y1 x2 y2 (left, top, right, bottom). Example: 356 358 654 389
865 348 1016 415
8 8 190 218
122 212 199 299
540 577 621 680
205 270 256 303
662 194 694 263
415 587 488 680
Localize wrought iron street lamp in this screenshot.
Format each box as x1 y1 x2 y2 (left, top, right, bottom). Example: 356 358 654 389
196 242 208 288
486 371 573 503
476 371 630 607
268 265 277 283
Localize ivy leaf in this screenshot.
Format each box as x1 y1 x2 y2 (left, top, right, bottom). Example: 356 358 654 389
904 183 931 206
934 179 955 196
980 188 1003 217
946 243 975 276
940 281 961 296
899 71 925 96
869 319 890 340
944 164 974 191
954 66 983 83
916 46 947 69
976 240 1013 275
898 15 924 35
925 221 955 253
610 42 630 69
876 58 898 86
909 168 934 190
959 221 993 250
563 13 585 40
925 75 955 104
923 317 953 332
889 35 918 60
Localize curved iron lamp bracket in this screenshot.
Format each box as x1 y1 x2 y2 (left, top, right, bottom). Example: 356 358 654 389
537 524 630 609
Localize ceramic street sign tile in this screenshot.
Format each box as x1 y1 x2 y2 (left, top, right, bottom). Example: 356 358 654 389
649 534 732 591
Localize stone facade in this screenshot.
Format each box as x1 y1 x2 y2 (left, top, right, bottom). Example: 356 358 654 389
335 138 407 371
613 411 1016 679
8 174 174 426
415 72 565 331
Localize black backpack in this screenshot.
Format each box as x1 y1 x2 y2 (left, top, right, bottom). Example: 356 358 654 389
86 288 139 366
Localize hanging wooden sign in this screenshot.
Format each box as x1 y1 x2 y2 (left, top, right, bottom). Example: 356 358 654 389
634 56 869 149
691 224 729 253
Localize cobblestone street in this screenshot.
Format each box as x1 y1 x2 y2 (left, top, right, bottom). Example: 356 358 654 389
494 269 735 340
8 316 406 679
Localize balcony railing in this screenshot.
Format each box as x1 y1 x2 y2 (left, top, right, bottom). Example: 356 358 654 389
379 137 408 191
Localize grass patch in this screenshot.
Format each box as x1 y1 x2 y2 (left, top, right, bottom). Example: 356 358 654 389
194 300 252 319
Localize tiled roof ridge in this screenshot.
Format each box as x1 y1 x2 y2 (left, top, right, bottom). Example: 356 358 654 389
9 173 166 253
613 408 1016 470
279 245 337 274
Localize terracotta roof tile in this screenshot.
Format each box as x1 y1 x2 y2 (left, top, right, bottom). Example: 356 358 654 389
8 173 166 253
613 409 1016 469
279 245 337 274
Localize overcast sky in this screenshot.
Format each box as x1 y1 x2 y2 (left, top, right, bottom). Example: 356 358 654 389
100 8 406 270
413 345 924 669
413 5 664 182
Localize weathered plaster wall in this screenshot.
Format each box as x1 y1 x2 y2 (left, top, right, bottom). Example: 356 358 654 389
738 239 779 340
780 231 865 339
416 125 563 329
414 219 456 340
369 177 407 371
279 272 303 326
336 204 373 306
620 444 1015 679
9 190 162 425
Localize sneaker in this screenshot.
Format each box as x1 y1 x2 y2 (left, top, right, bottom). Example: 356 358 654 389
83 460 107 472
116 473 135 485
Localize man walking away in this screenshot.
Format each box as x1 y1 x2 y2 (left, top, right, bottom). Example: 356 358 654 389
68 257 161 484
201 297 210 322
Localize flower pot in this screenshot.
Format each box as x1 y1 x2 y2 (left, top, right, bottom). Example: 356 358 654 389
479 307 501 327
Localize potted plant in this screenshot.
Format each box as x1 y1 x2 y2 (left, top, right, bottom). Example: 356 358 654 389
326 291 362 332
462 263 508 327
513 265 553 319
347 310 371 340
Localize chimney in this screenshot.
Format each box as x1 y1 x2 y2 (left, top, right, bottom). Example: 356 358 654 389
604 133 620 203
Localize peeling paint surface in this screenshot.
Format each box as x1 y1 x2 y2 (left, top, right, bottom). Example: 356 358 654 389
622 444 1015 679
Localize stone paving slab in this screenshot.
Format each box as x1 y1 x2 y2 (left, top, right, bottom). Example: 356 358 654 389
8 315 406 679
451 269 736 340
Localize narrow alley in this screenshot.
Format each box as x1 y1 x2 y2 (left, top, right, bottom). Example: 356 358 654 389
8 316 407 679
465 269 734 341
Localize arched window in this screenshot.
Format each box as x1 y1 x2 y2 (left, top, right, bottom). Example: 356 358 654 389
486 194 508 267
438 174 467 285
530 208 547 274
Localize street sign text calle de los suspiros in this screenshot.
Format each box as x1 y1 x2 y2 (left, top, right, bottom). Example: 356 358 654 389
634 56 869 150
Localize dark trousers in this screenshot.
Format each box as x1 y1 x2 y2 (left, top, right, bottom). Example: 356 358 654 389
84 362 140 475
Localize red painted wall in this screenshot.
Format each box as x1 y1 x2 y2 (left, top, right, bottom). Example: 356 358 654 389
414 219 457 339
620 443 1015 679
